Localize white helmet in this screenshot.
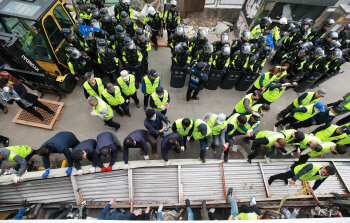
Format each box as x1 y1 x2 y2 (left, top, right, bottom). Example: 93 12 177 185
279 17 287 25
148 7 156 15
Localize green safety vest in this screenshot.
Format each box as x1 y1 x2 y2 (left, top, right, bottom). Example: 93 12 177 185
300 134 321 149
175 119 193 136
101 87 125 106
255 130 284 147
226 113 240 135
235 93 253 114
308 141 335 157
93 97 113 120
281 129 297 143
272 25 281 42
338 122 350 145
237 114 260 134
251 24 264 39
207 114 227 136
293 92 320 108
144 76 160 95
263 86 286 103
274 66 287 81
192 119 212 140
315 125 347 142
293 104 317 121
237 212 258 220
344 97 350 110
254 72 275 89
294 163 327 181
117 75 136 96
6 145 32 163
83 78 104 97
151 90 169 111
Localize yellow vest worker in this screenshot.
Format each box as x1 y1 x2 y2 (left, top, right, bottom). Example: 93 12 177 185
117 70 140 108
83 72 105 99
102 83 131 117
189 118 213 163
150 86 170 115
88 96 120 131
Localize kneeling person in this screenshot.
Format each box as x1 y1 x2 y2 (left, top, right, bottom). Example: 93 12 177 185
161 133 184 166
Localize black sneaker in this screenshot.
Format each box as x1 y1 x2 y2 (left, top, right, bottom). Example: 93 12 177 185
224 153 228 162
126 113 131 117
174 148 181 153
40 118 46 122
277 114 282 121
201 157 206 163
59 203 65 211
117 112 124 117
227 187 233 197
185 199 190 207
284 179 288 185
3 139 9 147
50 111 56 115
201 200 206 208
155 44 158 50
192 96 199 100
247 158 252 164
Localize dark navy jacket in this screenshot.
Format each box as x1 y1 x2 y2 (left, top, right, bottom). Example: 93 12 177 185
123 129 149 164
95 131 120 168
71 139 97 170
144 110 170 137
41 131 79 169
161 132 184 162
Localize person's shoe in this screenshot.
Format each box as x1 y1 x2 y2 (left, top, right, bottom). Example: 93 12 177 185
201 200 206 208
243 137 251 144
185 199 190 207
174 148 181 153
247 158 252 164
139 149 144 155
2 106 8 114
224 153 228 162
50 111 56 115
200 157 206 163
227 187 233 197
117 112 124 117
143 106 147 111
250 196 257 206
209 208 215 213
284 179 288 185
59 203 65 211
66 204 73 213
277 114 282 121
280 124 286 131
158 203 163 213
232 136 235 141
126 113 131 117
136 103 140 108
273 125 277 132
155 44 158 50
3 139 9 147
115 128 119 132
191 96 199 100
264 155 271 164
40 118 46 122
152 152 159 158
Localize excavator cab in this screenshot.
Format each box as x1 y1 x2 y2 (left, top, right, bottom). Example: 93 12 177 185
0 0 77 93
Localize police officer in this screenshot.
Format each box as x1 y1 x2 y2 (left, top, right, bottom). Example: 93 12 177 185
313 31 338 48
251 17 272 42
83 72 106 99
120 11 138 38
168 25 189 53
133 28 151 75
91 0 105 9
141 69 160 111
325 48 345 74
230 43 251 72
150 86 170 115
212 45 230 71
191 42 213 70
303 47 325 74
213 33 229 53
340 32 350 49
89 4 101 22
338 24 350 41
282 48 308 74
67 47 92 80
231 29 251 54
173 42 192 68
61 28 85 53
172 118 194 150
143 6 163 50
246 45 273 74
251 36 267 54
76 0 91 25
271 17 288 44
101 83 131 117
90 19 110 39
99 8 118 35
121 37 143 84
188 118 212 163
97 39 119 83
189 29 208 56
114 0 133 22
308 19 335 43
83 31 104 78
325 40 342 55
164 0 181 42
186 62 208 101
281 18 313 52
74 18 85 40
109 25 130 56
116 70 140 108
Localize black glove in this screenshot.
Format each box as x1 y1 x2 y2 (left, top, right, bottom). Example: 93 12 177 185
22 199 27 207
135 61 141 68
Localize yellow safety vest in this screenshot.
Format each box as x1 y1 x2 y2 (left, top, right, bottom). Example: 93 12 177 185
293 104 317 121
255 130 284 147
315 125 347 142
93 97 113 120
6 145 32 163
237 114 260 134
206 114 227 136
263 86 286 103
254 72 276 89
281 129 297 143
192 119 212 140
237 212 258 220
294 163 327 181
235 93 253 114
293 92 320 107
101 87 125 106
308 141 335 157
83 78 104 97
175 119 193 136
300 134 321 149
226 113 240 135
144 76 160 95
151 90 169 111
117 75 136 96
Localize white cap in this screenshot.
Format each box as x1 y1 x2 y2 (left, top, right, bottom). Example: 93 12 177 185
121 70 129 80
217 113 226 125
279 17 287 24
148 7 156 15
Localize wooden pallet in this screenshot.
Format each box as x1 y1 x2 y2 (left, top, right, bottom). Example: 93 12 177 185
12 99 65 130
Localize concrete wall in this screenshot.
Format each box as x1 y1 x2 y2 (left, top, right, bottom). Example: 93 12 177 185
185 6 242 24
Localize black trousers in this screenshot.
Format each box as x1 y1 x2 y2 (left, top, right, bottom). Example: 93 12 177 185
255 96 272 105
151 30 159 45
0 103 4 110
248 142 262 160
336 114 350 126
144 95 150 107
167 28 176 42
268 169 295 185
104 118 121 129
246 85 259 95
291 119 313 130
241 205 262 216
0 135 8 144
20 100 54 120
279 103 296 118
92 61 103 78
290 154 310 170
186 88 200 101
104 70 118 83
111 103 129 115
274 116 298 127
125 93 140 105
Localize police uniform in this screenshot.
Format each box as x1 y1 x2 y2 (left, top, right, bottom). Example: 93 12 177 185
133 36 151 74
186 65 208 101
67 55 93 79
121 19 138 38
168 33 189 51
143 11 163 46
97 48 119 83
114 1 133 21
189 36 208 56
164 8 180 41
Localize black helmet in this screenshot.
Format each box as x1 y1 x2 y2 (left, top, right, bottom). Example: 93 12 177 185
346 32 350 39
61 28 75 40
197 29 207 37
330 48 342 59
301 18 314 26
220 33 229 42
327 40 341 49
342 48 350 57
90 4 99 16
261 45 273 55
241 29 251 39
261 17 272 25
241 42 251 53
90 19 100 29
66 47 81 59
203 42 213 53
97 38 108 53
76 0 84 6
300 41 313 50
120 11 129 21
221 45 231 55
90 4 97 12
135 28 144 39
311 47 325 58
175 42 188 53
327 31 338 39
344 24 350 30
100 8 110 21
324 19 335 27
258 36 267 44
116 25 126 37
124 37 135 50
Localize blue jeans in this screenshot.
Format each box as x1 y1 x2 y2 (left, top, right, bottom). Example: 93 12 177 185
157 212 162 221
187 207 194 221
227 195 239 217
266 146 277 157
199 139 207 158
211 135 221 148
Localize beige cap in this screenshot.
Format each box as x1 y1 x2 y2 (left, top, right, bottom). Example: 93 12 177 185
121 70 129 78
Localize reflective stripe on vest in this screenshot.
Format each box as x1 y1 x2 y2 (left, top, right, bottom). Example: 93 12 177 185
207 114 227 136
117 75 136 96
281 129 297 143
293 92 319 107
293 104 316 121
83 78 104 97
263 87 285 103
93 97 113 120
101 87 125 106
226 113 240 135
237 114 260 134
192 119 212 140
152 90 169 111
300 134 321 149
144 76 160 95
256 130 284 147
254 72 275 89
308 141 335 157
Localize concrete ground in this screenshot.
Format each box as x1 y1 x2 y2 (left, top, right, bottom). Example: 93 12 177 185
0 33 349 170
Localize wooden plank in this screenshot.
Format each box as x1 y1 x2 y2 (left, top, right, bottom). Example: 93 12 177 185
332 161 350 193
306 181 321 206
220 162 227 200
178 165 183 203
128 169 134 212
70 175 80 205
77 189 83 205
259 162 272 198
